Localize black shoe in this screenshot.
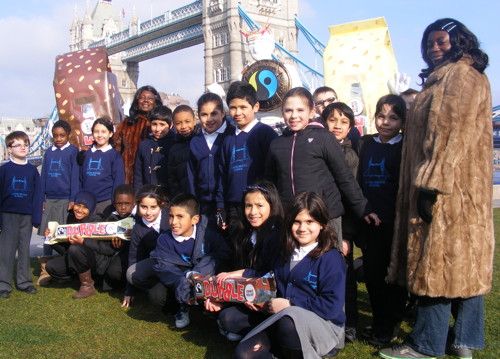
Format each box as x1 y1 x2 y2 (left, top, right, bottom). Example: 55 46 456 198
361 325 374 339
19 286 37 294
368 334 395 347
345 327 357 343
0 290 9 298
446 344 472 359
322 348 339 358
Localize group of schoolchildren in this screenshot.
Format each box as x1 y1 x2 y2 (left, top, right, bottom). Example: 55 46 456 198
0 80 415 358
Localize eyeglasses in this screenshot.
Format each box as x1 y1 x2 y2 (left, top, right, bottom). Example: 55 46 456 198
9 144 29 149
314 97 337 108
139 96 155 102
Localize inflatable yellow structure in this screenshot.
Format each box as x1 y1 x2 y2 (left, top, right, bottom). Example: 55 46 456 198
323 17 398 134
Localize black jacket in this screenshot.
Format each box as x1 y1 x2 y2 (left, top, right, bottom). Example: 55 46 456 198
265 122 369 219
166 125 201 198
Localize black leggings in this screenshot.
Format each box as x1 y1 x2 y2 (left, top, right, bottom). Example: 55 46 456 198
234 315 302 359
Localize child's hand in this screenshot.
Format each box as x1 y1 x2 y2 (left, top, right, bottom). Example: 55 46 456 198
111 237 123 249
266 298 291 314
364 213 381 226
244 301 260 312
122 296 134 308
215 208 227 230
204 298 224 312
68 235 84 245
216 270 243 285
44 228 51 237
68 202 74 211
342 240 350 256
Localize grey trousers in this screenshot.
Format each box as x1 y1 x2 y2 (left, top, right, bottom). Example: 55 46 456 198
0 213 34 292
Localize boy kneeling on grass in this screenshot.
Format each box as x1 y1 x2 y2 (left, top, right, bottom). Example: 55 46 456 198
151 193 230 328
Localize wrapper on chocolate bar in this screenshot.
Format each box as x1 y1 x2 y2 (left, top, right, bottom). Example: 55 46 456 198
191 274 276 305
44 217 134 245
53 46 123 150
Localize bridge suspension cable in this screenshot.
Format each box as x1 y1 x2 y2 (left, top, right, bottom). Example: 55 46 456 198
236 3 323 80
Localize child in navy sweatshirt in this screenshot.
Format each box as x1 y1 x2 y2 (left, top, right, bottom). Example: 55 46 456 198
235 192 346 358
357 94 407 346
37 121 79 271
123 185 169 309
151 193 230 329
217 81 277 230
0 131 43 298
81 118 125 217
187 93 234 228
134 106 175 192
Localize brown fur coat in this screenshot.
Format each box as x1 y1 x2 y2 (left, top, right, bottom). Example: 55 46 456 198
388 55 494 298
114 114 149 185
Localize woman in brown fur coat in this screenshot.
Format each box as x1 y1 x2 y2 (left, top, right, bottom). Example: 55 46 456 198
380 19 493 359
114 86 162 184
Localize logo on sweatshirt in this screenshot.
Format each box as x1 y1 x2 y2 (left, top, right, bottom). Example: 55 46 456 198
363 157 389 188
48 158 63 178
9 176 28 198
304 271 318 290
308 138 314 143
86 156 104 177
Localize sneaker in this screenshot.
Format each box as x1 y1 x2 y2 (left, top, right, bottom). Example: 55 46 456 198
446 344 472 359
379 344 436 359
345 327 357 343
174 307 190 329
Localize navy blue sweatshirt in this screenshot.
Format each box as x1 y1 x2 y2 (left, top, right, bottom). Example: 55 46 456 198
217 121 277 207
358 134 402 222
275 249 346 325
0 161 43 227
80 146 125 202
40 144 79 201
187 121 234 203
151 216 231 284
134 132 175 192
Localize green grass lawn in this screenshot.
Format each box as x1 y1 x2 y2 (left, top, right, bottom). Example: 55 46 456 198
0 212 498 359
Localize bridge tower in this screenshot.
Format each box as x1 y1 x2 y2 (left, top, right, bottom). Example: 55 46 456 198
203 0 298 90
69 0 139 108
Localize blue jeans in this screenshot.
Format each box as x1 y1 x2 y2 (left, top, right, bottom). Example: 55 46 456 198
405 296 484 356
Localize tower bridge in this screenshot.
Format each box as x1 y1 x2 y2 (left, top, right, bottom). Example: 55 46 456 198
70 0 302 106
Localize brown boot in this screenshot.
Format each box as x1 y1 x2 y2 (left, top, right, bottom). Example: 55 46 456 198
37 256 53 286
72 270 96 299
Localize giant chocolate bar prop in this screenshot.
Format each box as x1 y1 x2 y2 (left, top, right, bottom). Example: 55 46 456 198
53 46 123 150
191 274 276 306
44 218 134 245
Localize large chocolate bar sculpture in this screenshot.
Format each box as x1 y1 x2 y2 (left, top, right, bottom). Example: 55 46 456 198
53 46 123 150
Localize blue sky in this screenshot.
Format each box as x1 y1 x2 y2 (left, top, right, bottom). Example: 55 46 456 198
0 0 497 118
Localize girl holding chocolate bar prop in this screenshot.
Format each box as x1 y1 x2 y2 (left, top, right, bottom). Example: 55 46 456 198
122 185 169 308
45 190 109 298
204 181 283 341
234 192 346 359
80 118 125 217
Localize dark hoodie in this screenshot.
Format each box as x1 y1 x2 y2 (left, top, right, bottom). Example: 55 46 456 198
166 125 201 198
